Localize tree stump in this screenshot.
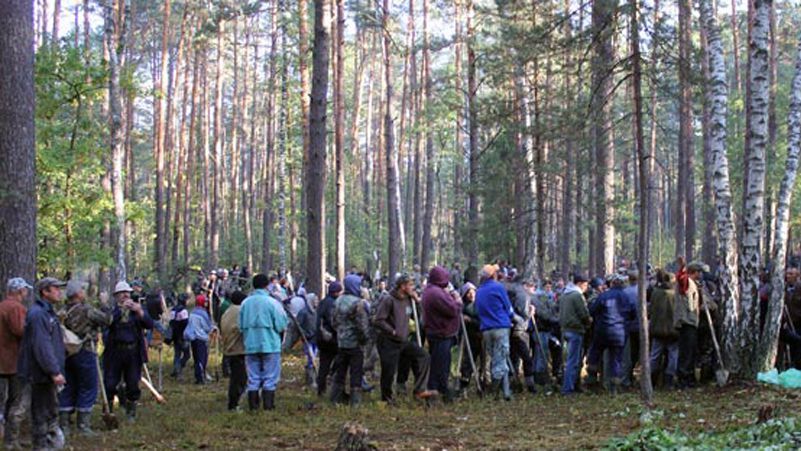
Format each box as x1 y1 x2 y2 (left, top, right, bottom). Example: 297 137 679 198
335 422 378 451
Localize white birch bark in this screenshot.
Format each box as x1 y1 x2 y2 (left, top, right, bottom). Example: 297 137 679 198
700 0 741 372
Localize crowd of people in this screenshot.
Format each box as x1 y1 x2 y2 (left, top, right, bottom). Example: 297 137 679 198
1 255 801 450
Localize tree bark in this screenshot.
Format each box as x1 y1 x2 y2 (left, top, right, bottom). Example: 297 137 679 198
700 1 718 265
277 0 289 273
0 0 36 298
466 0 479 267
154 0 171 282
211 17 224 269
384 0 403 278
334 0 346 280
420 0 435 271
306 0 331 295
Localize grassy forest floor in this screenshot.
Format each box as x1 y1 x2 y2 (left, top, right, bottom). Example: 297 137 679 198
67 350 800 450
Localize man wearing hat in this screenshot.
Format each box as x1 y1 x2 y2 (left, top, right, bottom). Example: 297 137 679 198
58 281 112 436
315 281 342 397
103 281 154 421
0 278 32 447
475 264 515 400
559 274 592 395
675 260 703 389
18 278 67 450
373 273 438 404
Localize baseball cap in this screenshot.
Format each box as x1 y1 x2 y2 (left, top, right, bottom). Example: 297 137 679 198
65 280 87 298
36 277 67 293
687 261 710 273
482 264 500 278
6 277 33 293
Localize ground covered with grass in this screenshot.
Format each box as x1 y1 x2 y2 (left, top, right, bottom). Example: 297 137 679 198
68 352 800 450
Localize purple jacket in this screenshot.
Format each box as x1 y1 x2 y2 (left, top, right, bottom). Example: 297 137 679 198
421 266 462 338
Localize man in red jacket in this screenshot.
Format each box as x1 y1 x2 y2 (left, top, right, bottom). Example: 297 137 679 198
421 266 462 402
0 277 32 448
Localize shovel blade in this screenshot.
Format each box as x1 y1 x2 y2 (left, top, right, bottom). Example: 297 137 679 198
715 369 730 387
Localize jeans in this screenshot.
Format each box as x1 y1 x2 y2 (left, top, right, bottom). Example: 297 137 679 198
376 336 430 401
173 338 191 376
333 347 364 390
31 383 63 451
227 355 247 410
562 331 584 394
246 353 282 392
0 375 29 444
678 324 698 384
103 347 143 404
58 348 98 412
191 340 209 383
587 336 624 381
316 345 338 396
650 338 679 376
482 328 510 381
427 336 456 397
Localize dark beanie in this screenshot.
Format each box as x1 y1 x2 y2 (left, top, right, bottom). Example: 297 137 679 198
328 281 343 296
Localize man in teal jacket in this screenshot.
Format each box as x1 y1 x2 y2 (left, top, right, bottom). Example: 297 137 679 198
240 274 287 411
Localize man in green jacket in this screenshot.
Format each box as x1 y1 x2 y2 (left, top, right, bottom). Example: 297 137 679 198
647 270 679 389
675 262 703 389
559 275 591 395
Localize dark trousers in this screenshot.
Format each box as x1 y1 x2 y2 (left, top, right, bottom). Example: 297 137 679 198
549 336 563 379
317 345 338 396
58 348 98 412
104 347 143 404
678 324 698 384
191 340 209 384
427 336 456 397
31 383 61 450
172 338 191 375
376 336 430 401
334 347 364 389
624 331 640 385
227 355 247 410
459 332 482 385
510 334 535 377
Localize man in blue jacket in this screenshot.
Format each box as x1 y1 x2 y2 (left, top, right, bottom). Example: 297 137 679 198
475 265 515 401
586 274 635 395
184 295 213 385
103 281 154 422
240 274 287 411
18 277 67 450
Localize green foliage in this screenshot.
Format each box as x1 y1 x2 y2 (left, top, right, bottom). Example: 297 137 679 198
606 417 801 450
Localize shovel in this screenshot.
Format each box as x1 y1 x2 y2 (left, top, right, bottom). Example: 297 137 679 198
91 341 119 430
702 300 729 387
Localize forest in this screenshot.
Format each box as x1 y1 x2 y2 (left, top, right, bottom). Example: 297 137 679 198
2 0 801 442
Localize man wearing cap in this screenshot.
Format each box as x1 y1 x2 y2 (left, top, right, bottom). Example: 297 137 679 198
559 275 591 395
586 274 635 395
373 274 438 404
0 278 32 447
315 281 342 397
18 278 67 450
675 261 702 389
475 265 515 400
103 281 154 421
58 281 112 436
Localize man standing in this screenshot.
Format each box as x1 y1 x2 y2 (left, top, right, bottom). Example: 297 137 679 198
221 291 246 411
18 278 67 450
475 265 515 401
330 274 370 406
586 275 634 395
168 294 191 379
648 270 679 389
621 271 641 388
0 278 32 448
373 274 438 404
421 266 463 401
240 274 287 411
58 280 112 436
559 275 591 395
184 295 213 385
315 282 341 397
103 281 154 422
675 261 702 389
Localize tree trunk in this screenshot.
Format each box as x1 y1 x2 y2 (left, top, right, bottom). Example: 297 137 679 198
592 0 616 276
760 35 801 372
52 0 61 42
277 0 289 273
334 0 346 280
420 0 435 271
0 0 36 298
738 0 770 377
154 0 171 282
453 0 464 263
730 0 742 94
105 0 128 282
466 0 479 267
299 0 311 219
384 0 402 278
212 18 224 269
700 0 741 373
306 0 331 295
263 0 279 274
700 2 718 265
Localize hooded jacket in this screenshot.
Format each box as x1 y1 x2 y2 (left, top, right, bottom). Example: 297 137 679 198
533 289 559 333
333 274 370 349
17 298 65 384
648 285 678 340
184 307 213 342
421 266 462 338
373 289 412 343
588 286 635 346
475 279 514 331
559 284 591 334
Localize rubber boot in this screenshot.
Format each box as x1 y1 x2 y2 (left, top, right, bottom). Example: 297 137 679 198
247 391 260 411
262 390 275 411
524 376 537 395
58 411 72 438
76 411 96 437
665 374 675 391
125 401 136 423
329 383 345 405
4 419 21 451
610 378 621 396
501 374 512 401
349 388 362 407
586 368 599 388
305 367 318 391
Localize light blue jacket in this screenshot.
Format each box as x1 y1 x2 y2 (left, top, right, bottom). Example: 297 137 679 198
240 289 288 354
184 307 213 342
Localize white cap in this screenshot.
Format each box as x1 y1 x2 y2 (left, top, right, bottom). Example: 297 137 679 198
113 281 133 295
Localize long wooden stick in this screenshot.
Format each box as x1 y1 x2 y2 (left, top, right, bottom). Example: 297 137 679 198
140 376 166 404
